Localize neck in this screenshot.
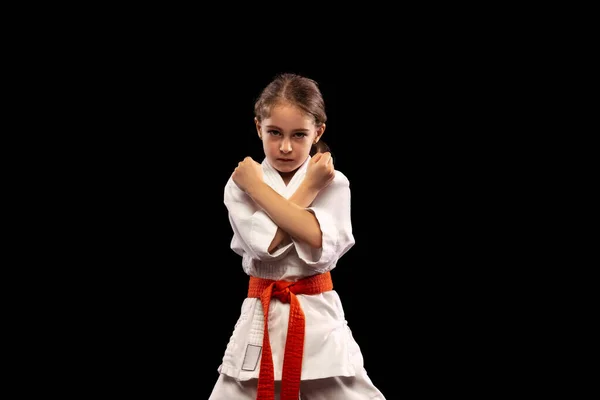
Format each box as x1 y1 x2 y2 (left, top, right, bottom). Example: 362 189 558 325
279 171 295 185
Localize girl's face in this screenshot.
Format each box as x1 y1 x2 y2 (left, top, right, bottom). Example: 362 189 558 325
255 104 325 178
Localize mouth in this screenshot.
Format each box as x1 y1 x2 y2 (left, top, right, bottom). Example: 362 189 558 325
277 158 294 162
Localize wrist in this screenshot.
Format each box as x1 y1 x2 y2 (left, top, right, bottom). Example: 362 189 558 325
298 181 320 198
245 180 265 197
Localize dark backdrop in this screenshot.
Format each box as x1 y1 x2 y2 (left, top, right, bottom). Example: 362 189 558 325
73 55 510 398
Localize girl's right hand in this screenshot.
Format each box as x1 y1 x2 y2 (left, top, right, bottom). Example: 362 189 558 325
305 152 335 191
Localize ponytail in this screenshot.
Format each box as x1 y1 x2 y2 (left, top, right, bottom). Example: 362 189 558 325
310 140 331 156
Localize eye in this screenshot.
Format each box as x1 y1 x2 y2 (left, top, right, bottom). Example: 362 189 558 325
267 130 281 136
293 132 307 138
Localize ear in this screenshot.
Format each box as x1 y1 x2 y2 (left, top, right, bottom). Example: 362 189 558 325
314 123 326 143
254 117 262 140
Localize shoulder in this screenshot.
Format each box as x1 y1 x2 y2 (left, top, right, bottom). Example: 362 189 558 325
224 175 246 200
332 169 350 187
319 169 351 195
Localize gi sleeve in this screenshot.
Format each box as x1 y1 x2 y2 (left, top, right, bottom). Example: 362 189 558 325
291 171 355 273
224 177 294 261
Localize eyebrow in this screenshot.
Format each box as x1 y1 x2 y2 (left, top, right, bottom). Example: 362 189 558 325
265 125 310 132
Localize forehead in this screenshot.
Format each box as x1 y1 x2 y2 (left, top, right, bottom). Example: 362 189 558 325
264 105 313 129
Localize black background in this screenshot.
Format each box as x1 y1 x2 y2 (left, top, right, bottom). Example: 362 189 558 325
57 41 519 398
122 65 489 398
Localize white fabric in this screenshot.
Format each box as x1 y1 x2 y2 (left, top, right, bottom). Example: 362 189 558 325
217 156 365 382
209 368 387 399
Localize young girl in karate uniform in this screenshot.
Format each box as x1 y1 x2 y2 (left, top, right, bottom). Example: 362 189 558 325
209 73 386 400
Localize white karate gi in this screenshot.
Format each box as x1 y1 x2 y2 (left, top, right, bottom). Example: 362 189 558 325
209 156 386 400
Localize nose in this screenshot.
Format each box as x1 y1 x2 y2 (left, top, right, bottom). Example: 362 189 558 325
280 139 292 154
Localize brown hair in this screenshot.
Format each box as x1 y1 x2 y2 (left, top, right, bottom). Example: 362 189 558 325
254 73 330 156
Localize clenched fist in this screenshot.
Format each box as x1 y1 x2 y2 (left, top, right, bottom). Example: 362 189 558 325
232 156 263 193
304 152 335 191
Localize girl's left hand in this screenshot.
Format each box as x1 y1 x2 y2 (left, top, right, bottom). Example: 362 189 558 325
232 156 263 193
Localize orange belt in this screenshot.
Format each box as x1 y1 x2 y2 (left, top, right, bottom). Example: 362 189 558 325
247 271 333 400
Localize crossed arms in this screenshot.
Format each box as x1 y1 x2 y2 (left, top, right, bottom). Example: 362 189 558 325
231 152 335 252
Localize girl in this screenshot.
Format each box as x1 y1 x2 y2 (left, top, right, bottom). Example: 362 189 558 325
209 73 386 400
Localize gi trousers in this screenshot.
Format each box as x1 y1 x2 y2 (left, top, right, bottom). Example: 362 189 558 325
208 367 386 400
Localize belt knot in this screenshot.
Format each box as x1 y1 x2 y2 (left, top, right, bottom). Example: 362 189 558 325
271 281 295 303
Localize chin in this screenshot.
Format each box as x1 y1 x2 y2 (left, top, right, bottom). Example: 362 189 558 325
276 165 299 173
274 162 301 173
